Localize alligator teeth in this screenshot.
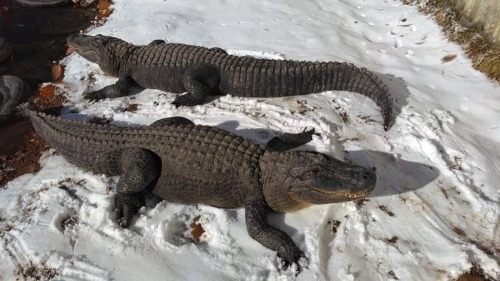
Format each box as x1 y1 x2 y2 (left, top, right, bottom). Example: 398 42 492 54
317 189 370 198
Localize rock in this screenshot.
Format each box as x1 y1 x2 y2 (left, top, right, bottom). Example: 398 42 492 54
11 9 95 35
0 75 32 117
51 64 64 82
0 37 13 63
73 0 97 7
96 0 111 10
15 0 71 7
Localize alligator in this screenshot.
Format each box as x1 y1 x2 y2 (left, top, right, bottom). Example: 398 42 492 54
67 34 394 130
27 107 377 270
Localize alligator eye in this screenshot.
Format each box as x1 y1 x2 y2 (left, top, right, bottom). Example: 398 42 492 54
311 166 321 174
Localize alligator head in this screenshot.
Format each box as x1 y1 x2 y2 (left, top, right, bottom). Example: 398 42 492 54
67 34 133 76
259 151 376 212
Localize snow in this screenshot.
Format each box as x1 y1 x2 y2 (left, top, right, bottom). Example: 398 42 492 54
1 0 500 280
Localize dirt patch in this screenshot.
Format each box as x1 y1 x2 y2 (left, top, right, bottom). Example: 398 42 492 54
456 264 494 281
411 0 500 82
190 216 205 243
327 220 341 234
0 119 49 187
452 227 466 237
125 103 139 112
441 54 457 63
387 270 399 280
17 264 58 280
294 99 317 115
356 198 369 207
33 84 66 111
378 205 395 217
387 236 399 244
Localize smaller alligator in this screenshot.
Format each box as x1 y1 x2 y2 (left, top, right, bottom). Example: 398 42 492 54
27 107 377 271
67 34 394 130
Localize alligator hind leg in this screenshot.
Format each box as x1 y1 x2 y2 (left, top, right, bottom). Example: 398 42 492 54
147 39 166 46
115 148 160 227
210 47 227 54
266 128 316 151
149 116 194 127
172 64 221 107
84 76 136 101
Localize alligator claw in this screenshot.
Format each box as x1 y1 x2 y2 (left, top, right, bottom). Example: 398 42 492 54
277 246 305 275
115 192 145 228
83 90 104 101
171 93 200 107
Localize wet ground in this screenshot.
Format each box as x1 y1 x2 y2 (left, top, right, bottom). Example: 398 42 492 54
0 0 95 88
0 0 99 186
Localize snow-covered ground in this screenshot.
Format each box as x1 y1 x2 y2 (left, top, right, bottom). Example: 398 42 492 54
1 0 499 280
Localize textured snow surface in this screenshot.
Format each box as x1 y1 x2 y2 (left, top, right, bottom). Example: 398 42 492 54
1 0 499 280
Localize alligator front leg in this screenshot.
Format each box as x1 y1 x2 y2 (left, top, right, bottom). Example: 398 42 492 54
172 64 221 107
245 199 305 271
266 128 317 151
84 76 136 101
115 148 160 227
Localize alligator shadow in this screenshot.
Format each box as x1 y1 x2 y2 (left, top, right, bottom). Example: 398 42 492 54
376 72 411 131
344 150 439 198
215 120 281 143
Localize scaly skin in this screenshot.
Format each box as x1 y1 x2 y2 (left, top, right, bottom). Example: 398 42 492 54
67 34 394 130
28 108 377 271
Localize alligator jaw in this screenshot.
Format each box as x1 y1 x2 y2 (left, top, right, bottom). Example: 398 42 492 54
288 185 375 205
312 187 373 199
314 188 372 199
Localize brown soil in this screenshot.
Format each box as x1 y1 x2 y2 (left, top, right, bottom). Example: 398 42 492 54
407 0 500 83
0 120 47 187
456 264 494 281
17 264 58 280
190 216 205 243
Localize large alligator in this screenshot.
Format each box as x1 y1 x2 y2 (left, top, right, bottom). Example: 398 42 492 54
67 34 394 130
27 107 377 270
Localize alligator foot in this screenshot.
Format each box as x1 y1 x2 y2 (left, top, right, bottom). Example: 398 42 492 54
84 76 135 101
83 89 105 101
114 148 159 227
171 93 203 107
115 192 145 227
266 128 316 151
278 243 305 272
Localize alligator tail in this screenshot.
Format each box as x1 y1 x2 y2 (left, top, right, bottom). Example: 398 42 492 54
319 62 393 131
243 60 394 130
